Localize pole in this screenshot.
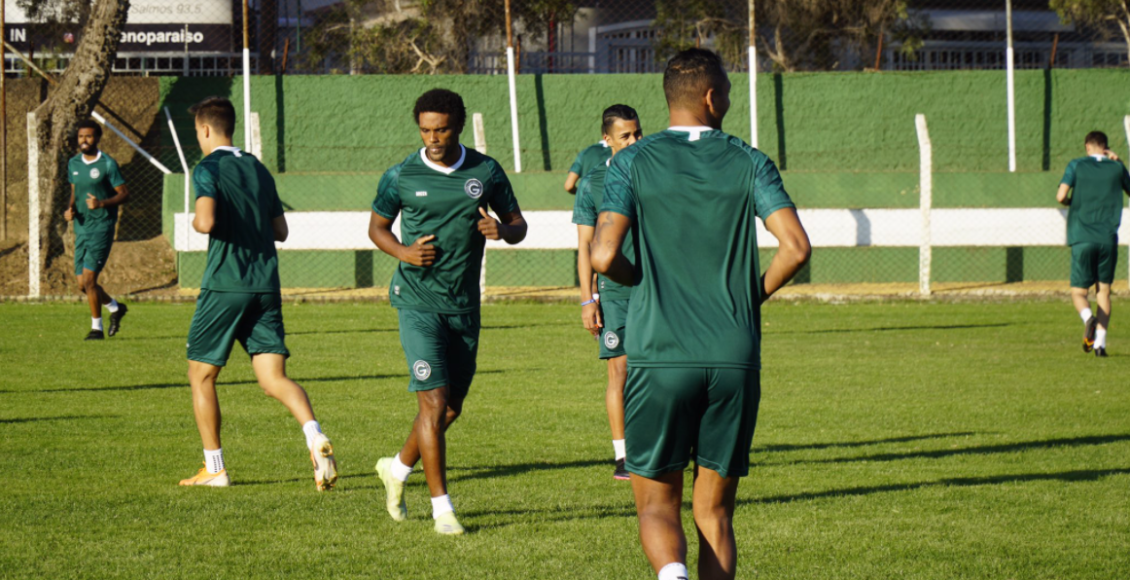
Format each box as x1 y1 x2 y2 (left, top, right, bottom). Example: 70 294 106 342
1006 0 1016 172
165 107 191 251
505 0 522 173
916 114 932 296
243 0 252 152
27 112 38 297
1 0 6 241
748 0 757 148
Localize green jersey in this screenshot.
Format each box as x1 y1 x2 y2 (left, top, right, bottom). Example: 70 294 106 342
569 142 611 178
373 145 520 314
67 151 125 235
192 146 283 293
602 127 795 370
572 160 633 301
1062 155 1130 246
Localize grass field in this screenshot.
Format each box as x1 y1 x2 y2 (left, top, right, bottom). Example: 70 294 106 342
1 300 1128 579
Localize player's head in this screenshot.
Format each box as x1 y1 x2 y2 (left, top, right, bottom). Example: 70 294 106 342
414 89 466 164
76 119 101 153
601 104 642 155
663 48 730 128
1085 131 1109 154
190 97 236 154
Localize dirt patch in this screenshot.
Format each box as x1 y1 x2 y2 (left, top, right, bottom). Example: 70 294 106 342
0 236 177 297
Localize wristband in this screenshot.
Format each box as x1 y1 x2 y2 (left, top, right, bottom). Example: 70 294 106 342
581 299 596 306
592 293 600 301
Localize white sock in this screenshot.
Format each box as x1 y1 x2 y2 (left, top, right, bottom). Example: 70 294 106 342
1081 308 1093 323
657 562 689 580
612 439 626 460
204 448 225 474
1095 328 1107 349
91 317 103 331
431 494 454 518
391 453 414 482
106 299 120 313
302 420 322 450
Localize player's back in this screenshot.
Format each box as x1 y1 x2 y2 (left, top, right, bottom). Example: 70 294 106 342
195 147 282 292
1065 156 1130 245
603 128 794 369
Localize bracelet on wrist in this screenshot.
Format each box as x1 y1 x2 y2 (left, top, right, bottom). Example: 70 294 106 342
580 299 596 306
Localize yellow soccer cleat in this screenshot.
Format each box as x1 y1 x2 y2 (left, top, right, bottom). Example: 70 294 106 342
310 433 338 491
179 464 230 487
433 511 464 535
375 457 408 521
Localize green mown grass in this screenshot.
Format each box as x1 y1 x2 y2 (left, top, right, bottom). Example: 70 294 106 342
1 300 1127 579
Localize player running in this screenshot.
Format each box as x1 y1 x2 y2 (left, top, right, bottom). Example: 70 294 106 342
572 104 642 481
591 49 810 580
564 139 611 194
179 97 337 491
369 89 527 535
64 120 129 340
1056 130 1130 357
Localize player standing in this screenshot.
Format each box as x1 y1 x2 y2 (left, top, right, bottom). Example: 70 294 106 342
179 97 337 491
64 120 129 340
564 139 611 194
1056 130 1130 357
573 104 642 480
369 89 527 535
591 49 810 580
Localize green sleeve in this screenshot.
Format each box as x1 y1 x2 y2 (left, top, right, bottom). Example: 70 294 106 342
106 158 126 188
571 175 596 226
1061 159 1078 187
67 158 76 184
568 149 586 175
488 161 520 215
372 166 402 220
601 151 636 220
752 154 795 220
192 163 219 200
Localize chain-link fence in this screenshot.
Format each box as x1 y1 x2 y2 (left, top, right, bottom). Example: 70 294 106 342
2 1 1129 299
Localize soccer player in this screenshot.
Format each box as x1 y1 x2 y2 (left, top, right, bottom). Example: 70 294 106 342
369 89 527 535
591 49 811 580
1056 130 1130 357
564 139 611 194
64 120 129 340
179 97 337 491
573 104 642 481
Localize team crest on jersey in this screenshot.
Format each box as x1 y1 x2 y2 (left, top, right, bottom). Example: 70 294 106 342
603 331 620 350
89 168 100 179
413 360 432 380
464 178 483 199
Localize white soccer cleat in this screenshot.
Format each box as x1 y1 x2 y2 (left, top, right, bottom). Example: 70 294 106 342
433 511 464 535
310 433 338 491
375 457 408 521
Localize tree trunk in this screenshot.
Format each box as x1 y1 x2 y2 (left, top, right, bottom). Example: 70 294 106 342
33 0 129 280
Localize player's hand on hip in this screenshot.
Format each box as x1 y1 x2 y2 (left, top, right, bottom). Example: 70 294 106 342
400 234 437 267
85 193 101 210
582 302 602 338
477 207 502 239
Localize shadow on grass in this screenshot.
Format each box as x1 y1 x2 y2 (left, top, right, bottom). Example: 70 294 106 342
757 432 981 453
0 414 112 424
773 322 1014 335
482 322 575 330
236 472 371 487
448 459 610 483
287 328 397 336
748 467 1130 506
770 434 1130 466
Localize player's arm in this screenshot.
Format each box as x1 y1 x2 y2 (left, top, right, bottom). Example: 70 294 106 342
564 172 581 194
576 224 602 337
590 211 633 285
193 196 216 234
64 185 76 221
88 183 130 209
368 211 436 267
760 207 811 302
1056 183 1071 206
477 207 527 244
271 215 289 242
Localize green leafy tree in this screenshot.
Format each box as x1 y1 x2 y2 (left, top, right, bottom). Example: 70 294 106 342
1050 0 1130 64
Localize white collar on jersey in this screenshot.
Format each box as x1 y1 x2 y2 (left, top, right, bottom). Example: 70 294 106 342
667 125 715 142
213 145 243 158
1091 154 1107 162
605 157 612 167
80 150 103 165
600 140 609 147
419 144 467 175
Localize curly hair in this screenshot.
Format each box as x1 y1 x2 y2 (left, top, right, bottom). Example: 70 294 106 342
76 119 102 141
413 89 466 133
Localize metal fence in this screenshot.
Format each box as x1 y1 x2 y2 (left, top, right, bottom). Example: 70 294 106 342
2 1 1129 300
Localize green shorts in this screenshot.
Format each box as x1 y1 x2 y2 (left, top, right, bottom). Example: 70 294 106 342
187 290 289 367
598 299 628 359
1071 242 1118 288
624 366 760 479
397 308 480 400
74 229 115 275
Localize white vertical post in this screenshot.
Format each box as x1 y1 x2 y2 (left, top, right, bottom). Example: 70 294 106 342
916 114 932 296
1006 0 1016 172
480 252 487 297
249 111 262 159
472 112 487 154
26 112 38 298
748 0 758 148
164 107 191 256
242 0 252 151
1124 115 1129 288
506 46 522 173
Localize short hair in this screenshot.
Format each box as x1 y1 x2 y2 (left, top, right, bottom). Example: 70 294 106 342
601 104 640 135
1085 131 1108 149
413 89 466 132
663 48 728 109
189 97 236 138
76 119 102 141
